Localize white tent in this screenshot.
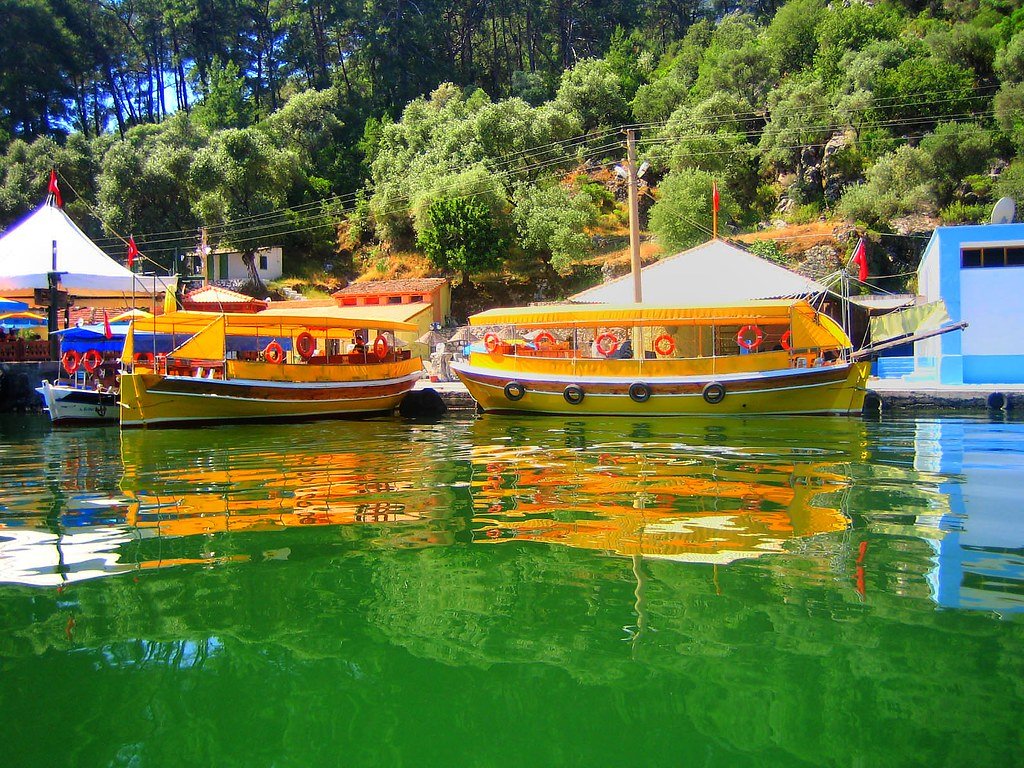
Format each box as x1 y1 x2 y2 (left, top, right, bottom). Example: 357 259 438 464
0 201 176 300
571 239 827 305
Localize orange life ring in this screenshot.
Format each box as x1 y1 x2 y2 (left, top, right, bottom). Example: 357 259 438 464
534 331 556 347
780 330 792 351
61 349 80 374
484 332 501 354
264 341 285 364
653 333 675 356
134 351 154 368
596 332 619 357
295 331 315 360
82 348 103 373
373 334 389 360
736 324 764 351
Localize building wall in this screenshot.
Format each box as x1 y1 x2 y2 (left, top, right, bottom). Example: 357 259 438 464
915 224 1024 384
210 246 283 282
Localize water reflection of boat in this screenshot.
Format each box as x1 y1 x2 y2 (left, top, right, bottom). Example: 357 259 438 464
466 416 862 564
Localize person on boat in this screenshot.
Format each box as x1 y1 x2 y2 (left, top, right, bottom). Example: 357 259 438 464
615 339 634 359
349 334 366 354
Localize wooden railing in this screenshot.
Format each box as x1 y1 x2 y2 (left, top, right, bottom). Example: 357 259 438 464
0 340 51 362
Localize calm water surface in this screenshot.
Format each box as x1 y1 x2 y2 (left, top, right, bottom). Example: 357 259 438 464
0 412 1021 767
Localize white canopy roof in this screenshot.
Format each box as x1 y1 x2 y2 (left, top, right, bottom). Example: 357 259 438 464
571 239 827 305
0 202 176 298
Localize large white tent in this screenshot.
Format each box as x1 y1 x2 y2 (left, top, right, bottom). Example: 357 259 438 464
571 239 827 304
0 201 176 301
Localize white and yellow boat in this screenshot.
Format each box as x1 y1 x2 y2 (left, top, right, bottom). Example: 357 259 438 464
450 300 870 416
119 311 422 427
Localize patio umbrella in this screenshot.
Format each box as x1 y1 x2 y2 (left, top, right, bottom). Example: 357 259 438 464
447 326 479 344
109 308 153 322
416 330 444 347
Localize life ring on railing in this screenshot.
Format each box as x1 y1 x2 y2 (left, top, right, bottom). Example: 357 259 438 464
484 332 501 354
264 341 285 364
295 331 316 360
82 349 103 373
61 350 80 374
595 332 619 358
653 333 675 356
780 330 792 351
134 351 154 368
534 331 556 348
736 324 764 351
373 334 389 361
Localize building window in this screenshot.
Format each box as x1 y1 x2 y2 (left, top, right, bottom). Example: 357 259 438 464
411 295 423 302
962 245 1024 268
341 297 357 306
259 254 268 270
388 296 402 304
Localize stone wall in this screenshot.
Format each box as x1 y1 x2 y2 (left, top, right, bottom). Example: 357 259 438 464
0 362 60 413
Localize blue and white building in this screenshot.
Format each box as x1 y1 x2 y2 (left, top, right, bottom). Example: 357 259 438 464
914 222 1024 384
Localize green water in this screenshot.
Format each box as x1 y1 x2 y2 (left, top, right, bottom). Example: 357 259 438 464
0 413 1021 767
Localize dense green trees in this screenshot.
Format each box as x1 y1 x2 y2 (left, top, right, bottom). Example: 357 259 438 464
0 0 1022 293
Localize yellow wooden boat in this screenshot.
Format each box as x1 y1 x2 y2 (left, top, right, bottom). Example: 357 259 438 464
119 311 422 427
450 300 870 416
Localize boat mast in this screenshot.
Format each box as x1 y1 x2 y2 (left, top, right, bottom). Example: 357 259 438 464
626 128 642 304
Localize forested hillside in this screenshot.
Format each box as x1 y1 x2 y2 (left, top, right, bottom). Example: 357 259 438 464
2 0 1023 308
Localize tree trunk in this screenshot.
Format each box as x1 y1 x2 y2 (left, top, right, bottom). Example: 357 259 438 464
242 250 267 294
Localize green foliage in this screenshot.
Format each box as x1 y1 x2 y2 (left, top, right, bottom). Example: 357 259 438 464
814 2 905 86
416 196 507 284
512 182 599 275
920 122 995 207
552 59 630 132
993 157 1024 202
939 202 989 224
191 58 252 131
648 169 739 252
747 239 789 265
764 0 827 75
994 82 1024 152
838 145 936 226
995 32 1024 83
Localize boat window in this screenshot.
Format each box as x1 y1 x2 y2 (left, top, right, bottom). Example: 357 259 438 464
1006 247 1024 266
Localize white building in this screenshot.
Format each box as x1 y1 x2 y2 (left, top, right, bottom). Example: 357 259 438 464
207 246 283 283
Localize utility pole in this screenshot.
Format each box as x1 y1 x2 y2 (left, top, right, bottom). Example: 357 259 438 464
47 240 59 360
199 227 209 287
626 128 642 304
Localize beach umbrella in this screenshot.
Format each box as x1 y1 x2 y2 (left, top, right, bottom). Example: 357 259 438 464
0 310 46 328
109 308 153 322
416 330 445 347
448 326 479 344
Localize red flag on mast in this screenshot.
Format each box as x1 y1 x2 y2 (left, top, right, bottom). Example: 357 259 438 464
47 170 63 208
851 238 868 282
127 236 138 268
712 180 720 212
103 310 113 340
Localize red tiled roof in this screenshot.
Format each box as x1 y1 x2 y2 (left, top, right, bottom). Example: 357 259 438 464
333 278 447 297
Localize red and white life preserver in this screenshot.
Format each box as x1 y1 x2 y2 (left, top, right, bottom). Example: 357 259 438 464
780 330 792 351
61 349 80 374
373 334 389 361
295 331 316 360
534 331 556 347
653 333 675 356
264 341 285 364
484 332 501 354
595 332 619 357
736 324 764 351
134 351 154 368
82 348 103 373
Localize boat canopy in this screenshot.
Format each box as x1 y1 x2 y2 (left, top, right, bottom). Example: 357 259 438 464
123 310 419 362
469 300 849 349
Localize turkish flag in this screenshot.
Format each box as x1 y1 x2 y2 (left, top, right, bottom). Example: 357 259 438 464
103 310 113 340
48 170 63 208
127 236 138 268
712 180 720 213
852 238 868 282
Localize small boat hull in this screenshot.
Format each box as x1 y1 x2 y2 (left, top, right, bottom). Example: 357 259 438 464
36 380 119 425
451 359 871 416
119 361 423 427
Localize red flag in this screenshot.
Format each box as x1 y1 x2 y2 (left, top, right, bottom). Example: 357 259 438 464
103 310 113 340
127 236 138 268
852 238 868 282
712 180 720 213
48 170 63 208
